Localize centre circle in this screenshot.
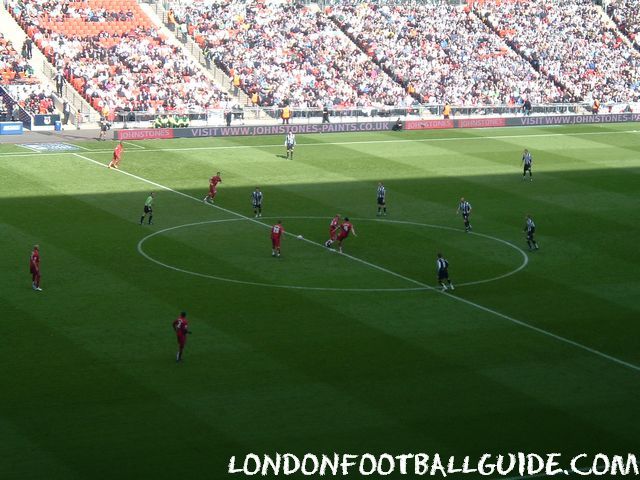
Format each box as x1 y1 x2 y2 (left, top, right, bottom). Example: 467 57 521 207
136 216 529 292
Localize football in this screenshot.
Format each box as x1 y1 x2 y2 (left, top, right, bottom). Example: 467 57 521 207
297 235 303 239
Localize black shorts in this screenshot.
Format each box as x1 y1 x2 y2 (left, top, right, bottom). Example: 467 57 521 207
252 203 262 209
526 228 535 240
377 197 385 206
286 143 295 150
144 205 152 214
462 213 469 221
523 164 531 172
438 269 449 281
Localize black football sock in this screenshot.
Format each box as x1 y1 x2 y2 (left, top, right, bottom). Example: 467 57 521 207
140 216 144 224
148 215 153 224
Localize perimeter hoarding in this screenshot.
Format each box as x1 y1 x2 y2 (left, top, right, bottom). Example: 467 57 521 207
115 114 640 140
116 122 396 140
511 113 640 126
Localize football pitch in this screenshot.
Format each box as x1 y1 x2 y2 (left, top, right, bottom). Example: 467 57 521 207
1 124 639 479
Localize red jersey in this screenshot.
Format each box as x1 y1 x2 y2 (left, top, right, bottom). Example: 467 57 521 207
329 216 340 232
30 249 40 271
339 221 353 238
114 144 123 159
271 224 284 240
210 175 222 188
173 317 189 336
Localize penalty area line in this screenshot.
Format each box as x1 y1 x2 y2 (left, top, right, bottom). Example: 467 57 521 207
71 152 640 375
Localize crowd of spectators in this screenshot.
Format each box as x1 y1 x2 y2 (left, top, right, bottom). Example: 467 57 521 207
5 83 56 114
477 0 640 103
1 33 36 84
329 2 563 106
1 32 56 116
170 0 412 108
9 0 230 114
606 0 640 50
6 0 640 117
22 0 135 23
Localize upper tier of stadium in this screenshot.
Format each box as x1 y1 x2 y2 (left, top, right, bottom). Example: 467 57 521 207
1 0 639 120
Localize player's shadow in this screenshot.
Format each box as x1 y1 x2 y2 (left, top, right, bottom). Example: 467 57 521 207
275 154 288 159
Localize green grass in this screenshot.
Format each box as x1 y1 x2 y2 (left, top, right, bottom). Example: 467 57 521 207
1 124 639 479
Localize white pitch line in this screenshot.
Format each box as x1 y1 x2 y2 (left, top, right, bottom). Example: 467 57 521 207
16 144 42 152
71 143 91 151
137 219 427 293
72 152 640 374
122 141 146 150
2 127 638 157
137 216 525 291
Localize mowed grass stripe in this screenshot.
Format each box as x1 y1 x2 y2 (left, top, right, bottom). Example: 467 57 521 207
2 125 639 479
69 151 640 375
1 123 639 158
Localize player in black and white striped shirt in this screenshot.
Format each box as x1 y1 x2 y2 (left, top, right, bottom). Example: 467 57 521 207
252 187 263 218
457 197 472 232
376 182 387 216
524 214 539 250
285 132 296 160
436 253 454 291
522 149 533 181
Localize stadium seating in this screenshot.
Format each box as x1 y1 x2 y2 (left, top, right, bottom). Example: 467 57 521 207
0 34 37 85
169 0 411 108
9 0 229 116
476 0 640 103
5 83 56 114
606 0 640 49
1 32 57 116
7 0 640 116
329 2 562 106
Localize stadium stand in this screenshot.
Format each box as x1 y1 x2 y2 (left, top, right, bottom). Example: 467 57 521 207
328 2 563 106
5 0 639 120
606 0 640 50
1 31 58 116
168 0 412 108
5 83 56 114
476 0 640 103
8 0 230 116
0 34 37 85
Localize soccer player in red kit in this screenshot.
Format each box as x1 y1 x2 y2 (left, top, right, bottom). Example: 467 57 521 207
337 217 357 253
203 172 222 204
30 245 42 291
107 141 124 169
172 311 191 362
271 220 284 257
324 214 341 248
